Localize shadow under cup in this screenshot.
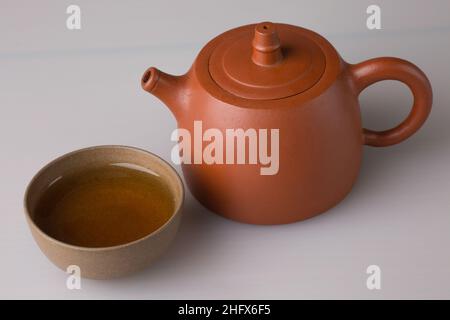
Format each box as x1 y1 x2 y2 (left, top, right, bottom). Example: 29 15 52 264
24 146 184 279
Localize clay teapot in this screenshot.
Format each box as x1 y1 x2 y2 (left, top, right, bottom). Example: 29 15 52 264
141 22 432 225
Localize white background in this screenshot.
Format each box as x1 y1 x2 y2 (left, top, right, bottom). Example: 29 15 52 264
0 0 449 299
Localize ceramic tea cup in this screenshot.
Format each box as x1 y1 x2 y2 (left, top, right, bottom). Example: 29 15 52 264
24 145 184 279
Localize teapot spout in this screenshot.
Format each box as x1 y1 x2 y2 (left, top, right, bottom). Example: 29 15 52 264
141 67 187 118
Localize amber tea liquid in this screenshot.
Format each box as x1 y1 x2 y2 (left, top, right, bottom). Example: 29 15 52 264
33 164 175 248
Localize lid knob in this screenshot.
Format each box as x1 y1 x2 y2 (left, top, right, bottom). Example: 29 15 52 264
251 22 283 66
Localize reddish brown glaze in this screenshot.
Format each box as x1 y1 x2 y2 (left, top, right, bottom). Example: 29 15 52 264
141 22 432 225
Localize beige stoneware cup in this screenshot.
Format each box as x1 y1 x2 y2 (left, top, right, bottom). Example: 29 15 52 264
24 145 184 279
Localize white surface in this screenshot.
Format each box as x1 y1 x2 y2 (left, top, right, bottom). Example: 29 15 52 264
1 0 449 299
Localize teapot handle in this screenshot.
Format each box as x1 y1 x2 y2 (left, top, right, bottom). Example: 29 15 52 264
350 57 432 147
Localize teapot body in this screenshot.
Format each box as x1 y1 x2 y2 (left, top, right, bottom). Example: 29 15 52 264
176 60 362 224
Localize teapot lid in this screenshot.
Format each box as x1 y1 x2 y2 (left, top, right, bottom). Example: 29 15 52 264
208 22 326 100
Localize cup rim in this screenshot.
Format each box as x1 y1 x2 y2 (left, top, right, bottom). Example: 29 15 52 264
23 145 185 252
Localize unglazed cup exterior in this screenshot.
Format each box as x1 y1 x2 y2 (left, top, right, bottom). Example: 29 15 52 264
24 146 184 279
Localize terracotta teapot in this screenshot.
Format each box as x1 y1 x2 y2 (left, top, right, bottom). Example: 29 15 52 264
141 22 432 225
